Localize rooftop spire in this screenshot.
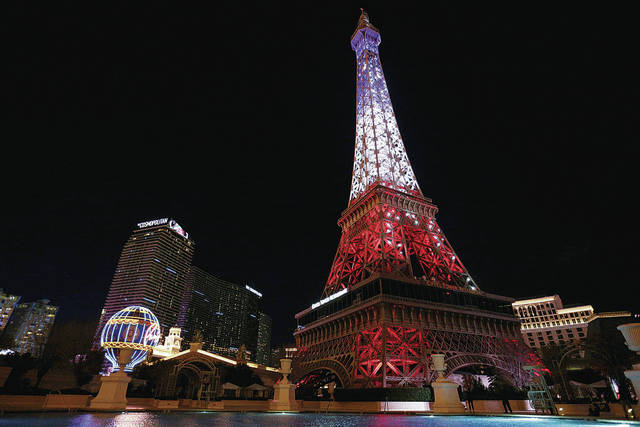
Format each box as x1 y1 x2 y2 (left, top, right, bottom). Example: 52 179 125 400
348 10 422 203
351 9 378 40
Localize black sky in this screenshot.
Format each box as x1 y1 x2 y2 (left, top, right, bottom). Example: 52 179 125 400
2 2 638 346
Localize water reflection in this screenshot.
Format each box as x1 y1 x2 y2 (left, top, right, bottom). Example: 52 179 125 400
0 412 636 427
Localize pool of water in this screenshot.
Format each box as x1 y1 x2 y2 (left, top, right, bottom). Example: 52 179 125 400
0 412 637 426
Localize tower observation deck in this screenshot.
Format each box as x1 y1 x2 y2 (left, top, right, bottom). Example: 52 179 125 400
292 11 540 393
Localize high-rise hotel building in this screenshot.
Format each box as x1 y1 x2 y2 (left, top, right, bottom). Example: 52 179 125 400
512 294 594 349
95 218 195 344
256 311 272 366
1 299 58 357
182 266 270 363
0 289 21 332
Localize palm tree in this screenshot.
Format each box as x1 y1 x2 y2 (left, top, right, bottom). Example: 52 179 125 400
584 342 637 403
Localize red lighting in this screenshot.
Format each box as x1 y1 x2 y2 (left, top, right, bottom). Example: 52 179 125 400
324 202 475 297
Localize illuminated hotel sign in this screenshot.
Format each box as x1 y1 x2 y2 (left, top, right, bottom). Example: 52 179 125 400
137 218 168 228
137 218 189 240
311 288 348 310
245 285 263 298
168 220 189 239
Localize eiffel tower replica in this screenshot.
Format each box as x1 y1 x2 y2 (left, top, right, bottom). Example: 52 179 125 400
293 11 538 391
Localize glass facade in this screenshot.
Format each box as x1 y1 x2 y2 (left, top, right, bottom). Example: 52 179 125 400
95 219 195 346
183 266 268 363
1 299 58 357
0 289 21 333
256 311 272 366
298 277 513 328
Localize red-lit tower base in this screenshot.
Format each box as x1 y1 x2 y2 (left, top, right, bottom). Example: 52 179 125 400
292 186 542 390
294 272 541 389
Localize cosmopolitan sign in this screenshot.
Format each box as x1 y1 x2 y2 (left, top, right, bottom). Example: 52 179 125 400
137 218 190 240
311 288 348 310
138 218 168 228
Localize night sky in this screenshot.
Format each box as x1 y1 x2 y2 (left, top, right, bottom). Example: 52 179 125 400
3 3 638 346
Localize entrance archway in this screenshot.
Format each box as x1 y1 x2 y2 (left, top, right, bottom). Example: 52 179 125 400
160 354 219 402
444 353 529 387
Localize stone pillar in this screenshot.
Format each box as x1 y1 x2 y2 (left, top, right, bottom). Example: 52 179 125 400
269 358 299 411
617 323 640 397
89 349 133 411
430 353 465 414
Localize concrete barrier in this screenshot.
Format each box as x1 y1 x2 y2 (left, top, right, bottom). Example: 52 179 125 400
155 399 179 409
0 367 12 387
0 395 46 411
43 394 90 409
556 403 630 419
299 400 430 413
222 399 271 411
468 399 533 413
126 397 156 409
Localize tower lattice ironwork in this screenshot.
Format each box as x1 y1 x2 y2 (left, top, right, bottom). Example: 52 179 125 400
324 11 475 299
293 11 541 392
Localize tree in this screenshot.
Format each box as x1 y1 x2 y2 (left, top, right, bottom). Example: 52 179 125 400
584 342 638 403
223 363 262 387
1 353 37 392
72 350 104 387
192 330 204 344
539 344 570 398
133 359 177 398
37 319 104 388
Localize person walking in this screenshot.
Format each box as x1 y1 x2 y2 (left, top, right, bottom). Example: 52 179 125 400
502 397 512 414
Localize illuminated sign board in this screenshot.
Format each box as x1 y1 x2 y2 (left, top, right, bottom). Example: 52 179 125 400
168 220 189 239
245 285 262 298
137 218 189 240
311 288 348 309
137 218 168 228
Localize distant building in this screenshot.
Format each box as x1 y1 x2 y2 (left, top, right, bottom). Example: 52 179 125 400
94 218 195 346
182 266 268 362
0 289 21 332
586 311 635 346
512 295 594 349
2 299 58 357
270 343 297 366
153 326 184 358
256 311 272 366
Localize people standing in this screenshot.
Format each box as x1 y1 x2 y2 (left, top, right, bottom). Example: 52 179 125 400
466 392 475 413
502 397 513 413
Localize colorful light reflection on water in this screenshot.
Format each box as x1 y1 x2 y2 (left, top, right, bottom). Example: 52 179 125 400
0 412 636 426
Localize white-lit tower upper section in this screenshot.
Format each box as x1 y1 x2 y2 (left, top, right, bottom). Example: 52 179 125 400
349 11 422 204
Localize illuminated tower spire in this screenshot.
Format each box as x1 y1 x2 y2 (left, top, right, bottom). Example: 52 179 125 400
349 10 421 203
294 11 536 394
323 11 476 297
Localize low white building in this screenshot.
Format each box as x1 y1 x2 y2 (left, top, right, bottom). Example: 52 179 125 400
512 295 593 349
153 326 183 358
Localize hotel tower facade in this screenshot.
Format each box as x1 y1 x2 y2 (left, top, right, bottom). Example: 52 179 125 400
94 218 195 345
